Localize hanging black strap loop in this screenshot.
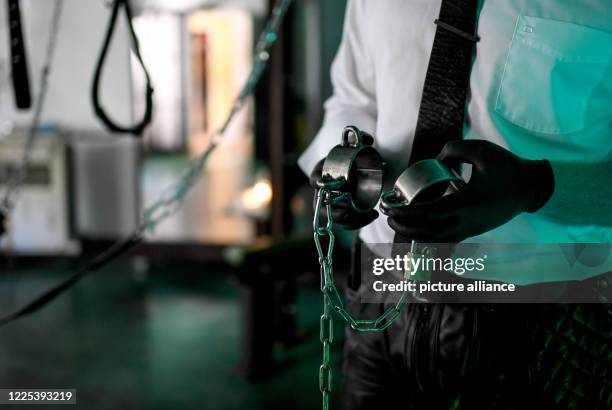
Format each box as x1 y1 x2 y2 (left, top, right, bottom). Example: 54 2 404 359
7 0 32 109
92 0 153 136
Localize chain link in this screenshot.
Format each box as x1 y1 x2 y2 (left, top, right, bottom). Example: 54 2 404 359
319 289 333 410
313 185 413 409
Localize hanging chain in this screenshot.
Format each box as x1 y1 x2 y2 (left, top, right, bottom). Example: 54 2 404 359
0 0 65 215
313 184 412 409
314 187 335 410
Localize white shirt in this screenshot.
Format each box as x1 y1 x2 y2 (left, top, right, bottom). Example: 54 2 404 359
298 0 612 284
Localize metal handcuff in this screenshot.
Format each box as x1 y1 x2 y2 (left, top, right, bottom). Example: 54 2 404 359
319 125 467 302
314 126 466 409
379 157 466 300
319 126 384 212
321 127 464 211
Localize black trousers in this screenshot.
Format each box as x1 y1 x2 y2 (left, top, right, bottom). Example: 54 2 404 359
341 240 612 410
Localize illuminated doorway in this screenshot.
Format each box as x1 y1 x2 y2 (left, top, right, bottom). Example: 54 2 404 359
135 8 256 244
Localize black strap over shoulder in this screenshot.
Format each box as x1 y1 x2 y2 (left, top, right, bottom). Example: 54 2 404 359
408 0 479 166
393 0 479 247
91 0 153 136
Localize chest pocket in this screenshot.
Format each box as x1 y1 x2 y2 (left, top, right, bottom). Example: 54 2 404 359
495 16 612 135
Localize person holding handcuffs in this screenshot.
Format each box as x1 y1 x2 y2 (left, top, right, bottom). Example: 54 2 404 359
300 1 612 408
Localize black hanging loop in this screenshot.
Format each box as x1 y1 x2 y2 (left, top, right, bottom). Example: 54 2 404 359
92 0 153 136
7 0 32 109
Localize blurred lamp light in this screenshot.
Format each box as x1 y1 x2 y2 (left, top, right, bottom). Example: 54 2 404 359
241 179 272 211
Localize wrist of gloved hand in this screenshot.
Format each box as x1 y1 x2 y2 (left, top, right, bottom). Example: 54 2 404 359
310 158 378 230
383 140 555 243
524 159 555 213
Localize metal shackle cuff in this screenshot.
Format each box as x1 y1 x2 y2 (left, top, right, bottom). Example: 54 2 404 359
321 126 384 213
381 159 465 211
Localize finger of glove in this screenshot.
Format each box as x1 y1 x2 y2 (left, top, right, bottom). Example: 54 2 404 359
429 188 474 217
437 140 494 170
383 189 471 225
387 214 458 242
383 203 441 226
360 131 374 146
427 207 486 243
333 208 378 230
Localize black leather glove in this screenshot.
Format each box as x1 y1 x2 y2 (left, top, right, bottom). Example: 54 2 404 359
384 140 554 242
310 159 378 230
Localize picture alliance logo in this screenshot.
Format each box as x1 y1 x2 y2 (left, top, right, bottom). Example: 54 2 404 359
372 253 488 276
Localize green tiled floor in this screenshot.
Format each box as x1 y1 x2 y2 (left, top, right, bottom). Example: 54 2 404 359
0 261 343 409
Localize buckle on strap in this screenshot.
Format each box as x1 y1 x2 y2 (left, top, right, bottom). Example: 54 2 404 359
434 19 480 42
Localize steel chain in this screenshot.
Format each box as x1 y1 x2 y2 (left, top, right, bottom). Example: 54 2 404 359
313 185 412 409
